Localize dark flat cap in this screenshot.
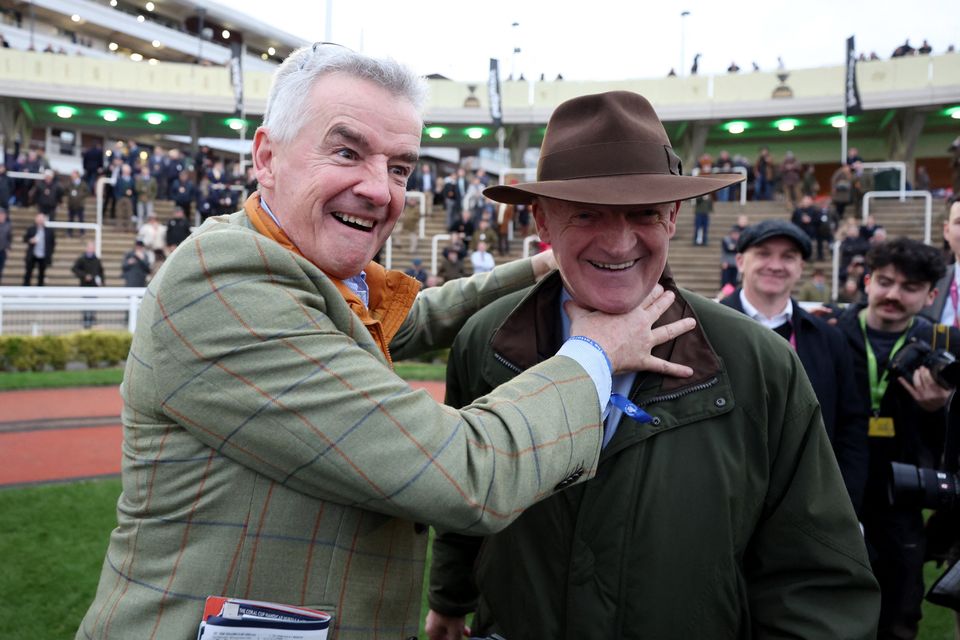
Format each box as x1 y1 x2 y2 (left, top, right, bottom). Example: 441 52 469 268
736 219 812 260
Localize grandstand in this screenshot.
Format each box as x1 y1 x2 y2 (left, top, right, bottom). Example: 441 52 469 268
0 1 958 333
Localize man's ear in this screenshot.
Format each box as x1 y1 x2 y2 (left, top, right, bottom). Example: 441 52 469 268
531 200 551 244
926 286 938 307
735 252 745 272
252 127 277 189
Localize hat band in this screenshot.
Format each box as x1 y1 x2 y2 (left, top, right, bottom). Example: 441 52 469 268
538 141 682 181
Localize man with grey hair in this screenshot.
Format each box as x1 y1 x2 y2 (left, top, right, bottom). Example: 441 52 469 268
76 45 694 639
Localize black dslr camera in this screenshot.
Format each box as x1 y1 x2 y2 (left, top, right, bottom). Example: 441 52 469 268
888 337 960 389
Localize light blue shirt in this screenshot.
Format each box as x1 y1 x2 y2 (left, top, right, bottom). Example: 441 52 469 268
557 289 634 449
260 197 369 307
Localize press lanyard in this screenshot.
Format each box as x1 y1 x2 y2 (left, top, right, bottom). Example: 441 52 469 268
859 310 911 412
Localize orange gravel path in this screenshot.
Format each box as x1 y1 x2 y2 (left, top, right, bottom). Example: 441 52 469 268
0 381 445 488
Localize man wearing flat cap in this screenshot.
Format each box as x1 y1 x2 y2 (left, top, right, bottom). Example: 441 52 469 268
721 219 869 515
426 91 879 639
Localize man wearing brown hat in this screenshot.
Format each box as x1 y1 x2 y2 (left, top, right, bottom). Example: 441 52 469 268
427 91 879 639
720 219 869 515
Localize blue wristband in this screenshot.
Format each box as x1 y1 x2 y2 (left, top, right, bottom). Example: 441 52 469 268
568 335 612 373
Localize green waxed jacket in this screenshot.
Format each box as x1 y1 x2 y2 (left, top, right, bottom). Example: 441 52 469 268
76 210 603 640
430 271 880 639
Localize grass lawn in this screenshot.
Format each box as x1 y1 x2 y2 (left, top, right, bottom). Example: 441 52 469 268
0 361 446 391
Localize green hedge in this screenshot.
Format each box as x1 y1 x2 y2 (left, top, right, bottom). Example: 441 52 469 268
0 331 132 372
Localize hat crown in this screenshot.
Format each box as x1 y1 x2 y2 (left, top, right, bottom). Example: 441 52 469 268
542 91 671 156
536 91 681 183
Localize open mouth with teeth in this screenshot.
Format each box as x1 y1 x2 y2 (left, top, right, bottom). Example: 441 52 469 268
332 212 376 232
588 259 637 271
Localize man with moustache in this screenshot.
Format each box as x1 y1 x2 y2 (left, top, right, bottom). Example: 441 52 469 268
837 237 960 639
427 91 878 639
76 45 693 640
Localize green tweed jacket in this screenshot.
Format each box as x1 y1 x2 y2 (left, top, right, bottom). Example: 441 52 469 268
76 210 602 640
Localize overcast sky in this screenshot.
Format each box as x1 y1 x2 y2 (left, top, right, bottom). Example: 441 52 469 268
226 0 959 81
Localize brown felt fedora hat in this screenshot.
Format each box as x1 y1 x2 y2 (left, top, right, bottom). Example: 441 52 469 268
484 91 744 206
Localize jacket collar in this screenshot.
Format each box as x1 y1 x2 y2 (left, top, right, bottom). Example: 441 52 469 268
488 267 722 395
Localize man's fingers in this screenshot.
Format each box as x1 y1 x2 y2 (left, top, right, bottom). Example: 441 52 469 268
650 318 697 345
642 356 694 378
641 284 666 308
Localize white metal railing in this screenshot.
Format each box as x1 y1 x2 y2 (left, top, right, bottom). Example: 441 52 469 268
860 162 907 202
862 190 933 244
0 286 146 335
829 189 934 300
690 166 748 205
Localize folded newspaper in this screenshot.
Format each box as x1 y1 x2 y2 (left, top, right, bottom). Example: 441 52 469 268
197 596 332 639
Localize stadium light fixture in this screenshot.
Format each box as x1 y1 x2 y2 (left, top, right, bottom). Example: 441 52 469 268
774 118 799 132
465 127 488 139
53 105 78 119
148 58 158 65
71 14 81 22
222 30 231 39
267 47 276 56
145 1 155 10
152 39 161 48
137 15 145 23
225 117 246 131
724 121 748 134
946 106 960 119
130 52 143 61
144 112 168 126
425 126 447 139
108 42 118 51
825 114 855 128
99 109 122 122
110 0 117 5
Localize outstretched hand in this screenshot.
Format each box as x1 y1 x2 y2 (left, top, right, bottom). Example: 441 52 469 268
566 285 697 376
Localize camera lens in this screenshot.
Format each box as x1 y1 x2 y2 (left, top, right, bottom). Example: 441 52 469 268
890 462 960 509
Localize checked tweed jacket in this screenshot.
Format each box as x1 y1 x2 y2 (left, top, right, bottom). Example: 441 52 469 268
77 208 603 640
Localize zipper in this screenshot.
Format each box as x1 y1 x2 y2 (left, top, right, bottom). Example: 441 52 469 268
639 376 719 407
493 351 523 374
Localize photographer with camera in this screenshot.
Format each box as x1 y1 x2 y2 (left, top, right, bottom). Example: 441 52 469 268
837 237 960 639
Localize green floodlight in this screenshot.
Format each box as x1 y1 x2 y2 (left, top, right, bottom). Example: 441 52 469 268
723 121 749 134
99 109 123 122
774 118 800 132
52 105 78 119
424 126 447 139
945 106 960 120
225 117 247 131
464 127 488 139
143 112 168 125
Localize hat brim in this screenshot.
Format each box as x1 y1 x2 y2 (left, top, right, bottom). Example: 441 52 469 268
484 172 744 206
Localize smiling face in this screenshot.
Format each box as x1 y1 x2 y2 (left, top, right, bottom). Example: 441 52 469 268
736 237 804 308
253 73 422 279
532 197 679 314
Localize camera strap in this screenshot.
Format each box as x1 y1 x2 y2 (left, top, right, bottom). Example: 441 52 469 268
859 311 912 412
